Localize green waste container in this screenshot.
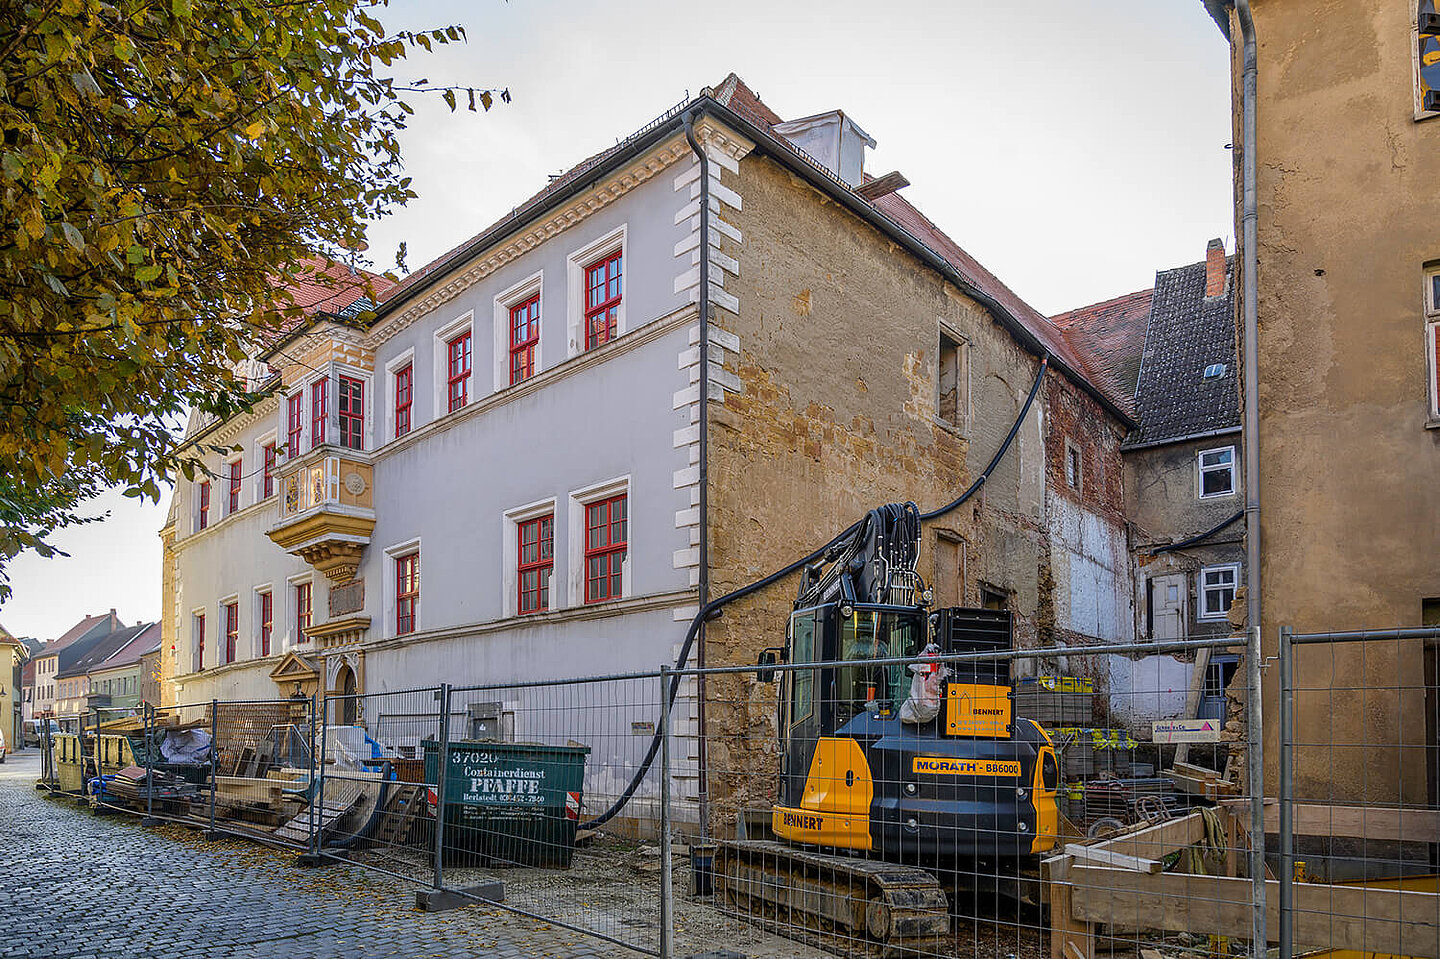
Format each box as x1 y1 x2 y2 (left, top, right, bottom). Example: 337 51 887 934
423 739 591 868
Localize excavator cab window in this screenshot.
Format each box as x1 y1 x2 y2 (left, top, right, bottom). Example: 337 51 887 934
834 607 922 723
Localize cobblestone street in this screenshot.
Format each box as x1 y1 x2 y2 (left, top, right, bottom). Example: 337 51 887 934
0 750 636 958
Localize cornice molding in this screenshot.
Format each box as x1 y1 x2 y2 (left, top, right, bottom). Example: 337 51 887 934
692 116 756 165
368 134 694 349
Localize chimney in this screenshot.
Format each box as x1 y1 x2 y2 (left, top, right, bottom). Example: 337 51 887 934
1204 238 1227 297
772 110 876 188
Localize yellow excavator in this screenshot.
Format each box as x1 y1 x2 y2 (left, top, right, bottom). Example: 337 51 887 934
716 503 1061 956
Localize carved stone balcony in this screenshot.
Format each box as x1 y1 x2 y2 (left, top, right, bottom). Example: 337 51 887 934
266 451 375 584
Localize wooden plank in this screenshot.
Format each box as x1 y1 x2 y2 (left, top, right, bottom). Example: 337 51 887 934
1064 843 1162 874
1173 645 1211 765
1048 857 1094 959
1067 867 1440 955
1088 811 1207 859
1237 802 1440 843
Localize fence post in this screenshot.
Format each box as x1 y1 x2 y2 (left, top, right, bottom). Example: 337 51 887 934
143 702 157 826
659 665 673 959
208 699 219 838
316 695 329 860
1245 624 1267 958
431 684 452 891
1278 625 1295 959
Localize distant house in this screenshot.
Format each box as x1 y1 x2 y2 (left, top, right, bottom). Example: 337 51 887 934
85 623 162 711
0 622 26 750
53 623 159 725
29 611 123 725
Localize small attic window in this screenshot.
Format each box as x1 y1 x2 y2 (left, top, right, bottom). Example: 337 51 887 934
1203 363 1228 380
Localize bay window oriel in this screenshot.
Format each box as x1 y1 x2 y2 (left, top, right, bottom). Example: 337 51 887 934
310 379 327 449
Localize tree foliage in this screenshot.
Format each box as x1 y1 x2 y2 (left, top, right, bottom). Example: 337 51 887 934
0 0 502 597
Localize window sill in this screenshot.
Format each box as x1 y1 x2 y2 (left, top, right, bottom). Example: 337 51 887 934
931 415 970 439
1425 416 1440 431
1198 491 1238 500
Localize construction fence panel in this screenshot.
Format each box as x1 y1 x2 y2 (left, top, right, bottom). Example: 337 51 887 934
669 634 1264 959
1277 626 1440 959
317 685 444 886
438 671 670 956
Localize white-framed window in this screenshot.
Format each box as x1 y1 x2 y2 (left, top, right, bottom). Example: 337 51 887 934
1198 446 1237 498
1064 439 1082 494
223 452 244 518
433 312 475 418
1198 564 1240 621
190 608 208 673
566 224 627 358
494 270 544 392
383 348 416 443
937 323 970 431
502 497 558 618
218 593 240 666
333 363 372 452
383 538 423 638
567 475 630 606
1426 263 1440 422
287 573 314 649
1414 1 1439 119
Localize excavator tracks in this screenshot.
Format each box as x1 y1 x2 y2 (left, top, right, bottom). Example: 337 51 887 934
715 840 951 958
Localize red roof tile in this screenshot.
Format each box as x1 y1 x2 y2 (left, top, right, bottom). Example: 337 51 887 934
1051 288 1155 417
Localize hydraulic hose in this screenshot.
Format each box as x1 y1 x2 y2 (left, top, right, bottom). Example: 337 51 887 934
580 354 1050 829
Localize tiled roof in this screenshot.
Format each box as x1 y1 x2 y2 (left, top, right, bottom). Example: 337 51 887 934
55 622 156 679
1052 288 1155 418
1125 257 1240 447
253 257 396 349
84 623 161 673
44 611 122 654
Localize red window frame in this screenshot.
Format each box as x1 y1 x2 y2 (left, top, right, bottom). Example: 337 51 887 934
584 250 623 350
259 591 273 657
228 460 242 514
583 494 627 604
296 581 312 636
394 364 413 438
396 552 420 635
194 614 205 672
509 294 541 385
517 514 554 614
310 379 327 449
286 394 302 458
223 602 238 665
447 332 471 412
262 443 276 499
197 481 210 530
338 375 364 450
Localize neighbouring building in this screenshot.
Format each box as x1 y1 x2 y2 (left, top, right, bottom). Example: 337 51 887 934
84 623 163 713
1204 1 1440 805
163 75 1143 819
29 611 123 725
53 623 157 726
1057 239 1245 730
0 623 26 750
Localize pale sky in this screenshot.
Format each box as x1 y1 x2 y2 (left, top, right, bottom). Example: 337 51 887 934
0 0 1233 641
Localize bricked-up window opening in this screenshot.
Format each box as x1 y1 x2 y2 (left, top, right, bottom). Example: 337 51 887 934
1198 446 1236 498
394 364 412 438
228 459 242 513
223 601 238 665
197 481 210 530
296 581 312 637
1199 564 1239 621
396 552 419 634
979 583 1008 611
518 514 554 614
937 330 968 427
584 251 622 350
262 443 276 499
1065 442 1082 493
510 294 541 384
447 332 471 412
338 375 364 450
310 379 327 449
286 394 302 458
259 591 273 657
584 494 627 603
193 614 205 672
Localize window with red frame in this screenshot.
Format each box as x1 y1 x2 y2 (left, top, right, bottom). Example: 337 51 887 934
262 443 276 499
396 552 419 634
584 494 627 603
259 591 273 657
310 379 327 449
517 514 554 614
228 460 242 513
510 295 540 385
296 581 312 636
447 332 471 412
338 375 364 450
286 394 302 458
197 481 210 530
394 364 413 438
223 601 238 665
193 614 205 672
584 250 622 350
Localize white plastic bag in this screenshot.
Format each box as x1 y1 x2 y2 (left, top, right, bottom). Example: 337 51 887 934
899 642 950 725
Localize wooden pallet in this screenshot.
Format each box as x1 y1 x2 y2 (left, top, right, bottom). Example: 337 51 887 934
272 795 361 843
373 783 427 847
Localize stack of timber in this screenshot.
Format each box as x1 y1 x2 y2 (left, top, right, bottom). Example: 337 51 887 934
1163 761 1239 799
273 793 362 844
96 765 197 810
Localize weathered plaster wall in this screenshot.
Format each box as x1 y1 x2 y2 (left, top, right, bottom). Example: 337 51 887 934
1242 0 1439 802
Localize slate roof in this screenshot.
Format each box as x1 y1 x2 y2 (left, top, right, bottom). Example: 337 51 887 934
1051 288 1155 419
1124 256 1240 448
37 612 123 658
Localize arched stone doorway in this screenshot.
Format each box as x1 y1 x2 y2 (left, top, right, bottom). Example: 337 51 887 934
335 663 358 725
